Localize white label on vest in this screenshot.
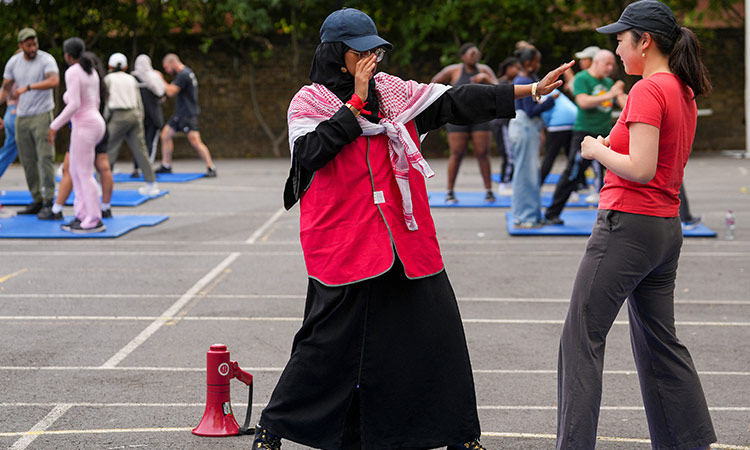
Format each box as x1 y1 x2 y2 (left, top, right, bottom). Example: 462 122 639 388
373 191 385 204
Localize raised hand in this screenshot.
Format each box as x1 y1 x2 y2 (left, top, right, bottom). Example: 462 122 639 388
537 60 576 96
353 54 377 101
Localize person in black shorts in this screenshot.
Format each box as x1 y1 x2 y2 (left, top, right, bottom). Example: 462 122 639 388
155 53 216 177
431 43 498 203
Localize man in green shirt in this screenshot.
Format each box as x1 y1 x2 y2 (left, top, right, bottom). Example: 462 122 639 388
544 49 626 224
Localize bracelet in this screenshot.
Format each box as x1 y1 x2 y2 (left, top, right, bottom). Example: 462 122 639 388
345 103 360 118
531 82 540 102
27 84 32 91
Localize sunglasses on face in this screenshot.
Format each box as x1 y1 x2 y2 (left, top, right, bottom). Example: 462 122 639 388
348 47 386 63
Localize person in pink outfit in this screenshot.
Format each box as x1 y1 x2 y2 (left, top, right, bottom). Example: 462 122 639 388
47 37 106 233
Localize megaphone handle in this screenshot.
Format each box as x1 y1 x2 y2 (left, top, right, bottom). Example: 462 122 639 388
238 382 255 435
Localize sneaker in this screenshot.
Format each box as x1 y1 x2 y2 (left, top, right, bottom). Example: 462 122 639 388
0 206 17 218
154 164 172 174
60 218 82 231
37 206 63 220
513 221 542 229
252 427 281 450
130 169 140 178
68 220 106 234
568 192 580 203
137 183 161 197
18 202 43 215
585 192 599 204
206 166 217 178
484 190 496 203
102 208 112 219
445 191 458 204
542 216 564 226
448 439 486 450
683 215 702 230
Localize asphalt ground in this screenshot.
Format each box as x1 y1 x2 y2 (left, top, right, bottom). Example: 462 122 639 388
0 152 748 450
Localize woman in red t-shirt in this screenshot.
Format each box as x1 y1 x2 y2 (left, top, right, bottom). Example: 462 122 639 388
556 2 715 450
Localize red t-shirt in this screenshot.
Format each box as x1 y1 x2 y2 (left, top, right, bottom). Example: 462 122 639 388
599 72 697 217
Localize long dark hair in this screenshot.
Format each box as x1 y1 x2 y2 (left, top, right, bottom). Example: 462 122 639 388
630 27 711 97
62 37 97 75
497 56 519 78
90 53 108 113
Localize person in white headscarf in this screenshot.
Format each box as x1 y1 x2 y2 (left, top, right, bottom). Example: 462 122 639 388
130 54 165 175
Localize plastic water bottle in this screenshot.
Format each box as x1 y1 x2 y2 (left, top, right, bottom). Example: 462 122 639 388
725 210 735 240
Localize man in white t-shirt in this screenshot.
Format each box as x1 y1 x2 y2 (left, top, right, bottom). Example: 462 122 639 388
0 28 59 214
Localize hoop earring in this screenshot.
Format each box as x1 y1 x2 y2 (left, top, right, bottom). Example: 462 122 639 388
341 67 347 73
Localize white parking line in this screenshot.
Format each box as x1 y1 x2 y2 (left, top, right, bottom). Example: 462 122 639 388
2 366 750 376
5 315 750 328
1 293 748 306
1 426 748 449
99 253 240 368
1 401 749 412
246 207 285 244
7 404 70 450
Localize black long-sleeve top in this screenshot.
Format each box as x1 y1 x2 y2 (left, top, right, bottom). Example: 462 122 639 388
283 83 516 209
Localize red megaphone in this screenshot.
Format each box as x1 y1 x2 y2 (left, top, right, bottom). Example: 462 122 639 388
192 344 255 437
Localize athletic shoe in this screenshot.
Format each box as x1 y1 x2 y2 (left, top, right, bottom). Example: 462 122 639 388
252 427 281 450
137 183 161 197
37 206 63 220
102 208 112 219
484 190 496 203
130 169 140 178
17 202 43 215
206 166 217 178
585 192 599 204
683 215 702 230
513 221 542 229
60 218 81 231
69 220 106 234
445 191 458 204
448 439 486 450
0 205 17 218
154 164 172 174
568 192 580 203
542 216 564 226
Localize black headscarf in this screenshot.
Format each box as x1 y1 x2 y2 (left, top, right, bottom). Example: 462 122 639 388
309 42 380 120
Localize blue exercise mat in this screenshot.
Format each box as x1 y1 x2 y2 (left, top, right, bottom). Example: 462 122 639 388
491 172 594 185
0 214 168 239
0 189 168 207
505 210 717 237
428 191 595 208
112 172 205 183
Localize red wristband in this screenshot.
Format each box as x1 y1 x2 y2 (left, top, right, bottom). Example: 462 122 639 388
348 94 367 111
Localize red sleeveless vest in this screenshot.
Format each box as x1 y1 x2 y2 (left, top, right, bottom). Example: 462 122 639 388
299 121 444 286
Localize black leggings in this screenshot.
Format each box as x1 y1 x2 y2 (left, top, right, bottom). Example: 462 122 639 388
540 129 573 185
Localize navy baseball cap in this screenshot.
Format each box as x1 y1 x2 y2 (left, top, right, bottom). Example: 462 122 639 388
320 8 393 51
596 0 680 41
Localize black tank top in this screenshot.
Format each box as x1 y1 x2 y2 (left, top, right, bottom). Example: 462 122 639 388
453 65 479 87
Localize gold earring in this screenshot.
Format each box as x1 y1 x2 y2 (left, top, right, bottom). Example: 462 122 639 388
341 67 347 73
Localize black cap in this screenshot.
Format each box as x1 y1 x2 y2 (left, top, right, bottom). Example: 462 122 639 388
596 0 680 42
320 8 393 51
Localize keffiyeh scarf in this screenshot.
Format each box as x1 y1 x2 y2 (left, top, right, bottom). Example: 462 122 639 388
288 72 450 231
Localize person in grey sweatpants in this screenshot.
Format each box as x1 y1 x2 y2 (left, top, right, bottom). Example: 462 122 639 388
556 2 715 449
104 53 159 196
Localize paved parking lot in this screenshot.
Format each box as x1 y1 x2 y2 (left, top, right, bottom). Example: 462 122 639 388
1 153 749 449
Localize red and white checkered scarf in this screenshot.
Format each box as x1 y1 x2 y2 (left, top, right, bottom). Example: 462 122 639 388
288 72 450 231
